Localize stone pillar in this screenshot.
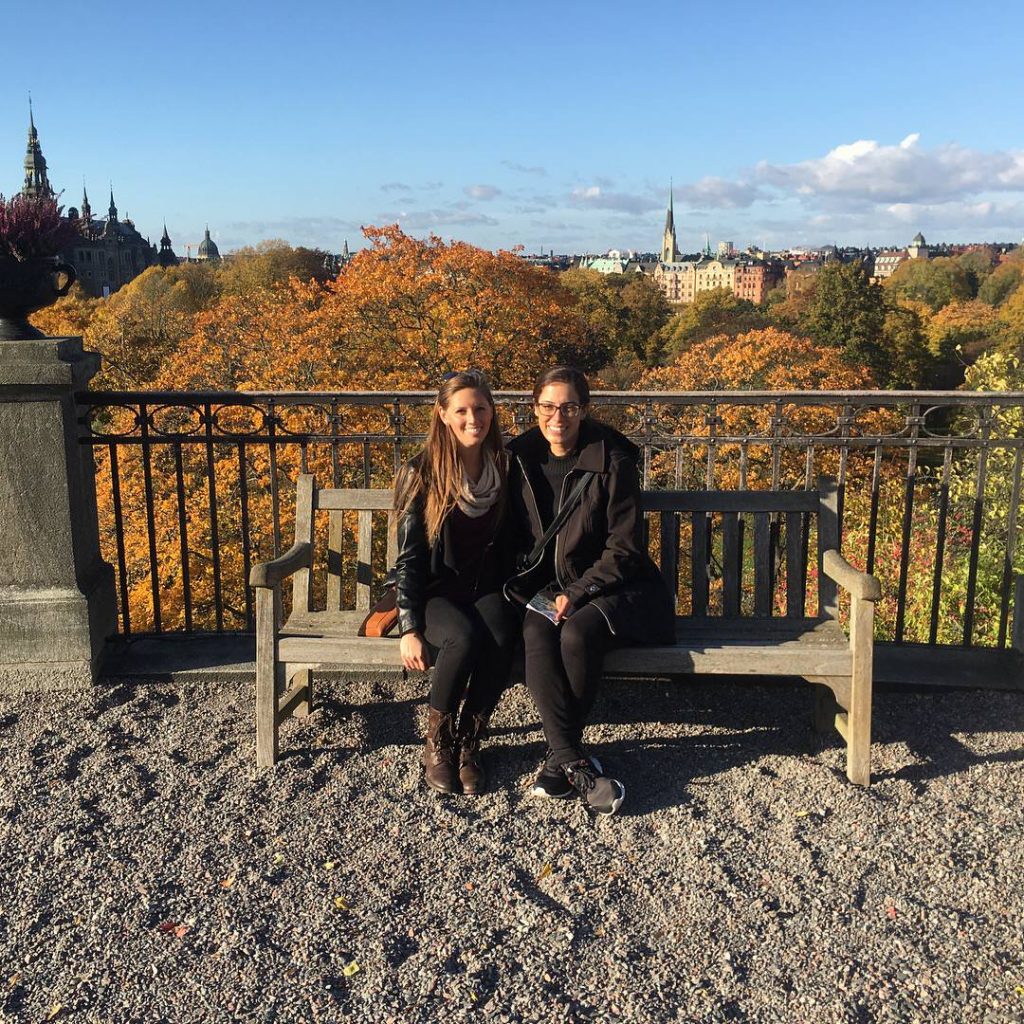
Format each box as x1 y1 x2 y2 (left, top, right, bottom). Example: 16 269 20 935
0 337 116 691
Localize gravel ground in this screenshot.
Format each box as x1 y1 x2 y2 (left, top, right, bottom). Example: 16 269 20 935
1 672 1022 1024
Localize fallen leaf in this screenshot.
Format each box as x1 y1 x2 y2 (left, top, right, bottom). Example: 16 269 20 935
272 853 285 865
7 974 21 988
220 876 235 889
324 860 336 871
157 921 178 934
886 906 898 919
47 1004 63 1020
342 962 360 977
537 863 552 881
794 810 811 818
334 897 350 911
1014 985 1024 996
173 924 190 939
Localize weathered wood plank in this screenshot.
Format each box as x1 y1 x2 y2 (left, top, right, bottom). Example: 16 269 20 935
1013 574 1024 654
317 488 395 511
641 490 819 513
290 474 315 616
255 586 279 767
846 594 874 786
691 512 709 616
786 511 805 617
722 512 741 616
754 512 771 617
356 509 373 612
818 477 839 619
327 510 344 611
659 512 679 607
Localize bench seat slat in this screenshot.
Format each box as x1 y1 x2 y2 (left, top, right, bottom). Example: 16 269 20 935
641 491 820 513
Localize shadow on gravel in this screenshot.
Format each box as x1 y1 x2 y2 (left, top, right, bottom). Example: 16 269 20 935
874 737 1024 791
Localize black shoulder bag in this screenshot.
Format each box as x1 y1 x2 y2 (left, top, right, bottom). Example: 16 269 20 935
518 471 595 571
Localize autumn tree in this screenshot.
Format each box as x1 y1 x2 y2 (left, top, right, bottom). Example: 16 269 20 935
659 288 770 360
218 240 333 296
884 255 973 312
978 259 1023 307
314 225 582 389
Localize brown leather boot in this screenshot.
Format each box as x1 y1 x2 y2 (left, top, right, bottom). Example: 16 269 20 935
457 710 489 795
422 707 459 793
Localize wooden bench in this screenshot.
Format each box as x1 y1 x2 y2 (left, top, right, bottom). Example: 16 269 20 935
250 475 881 784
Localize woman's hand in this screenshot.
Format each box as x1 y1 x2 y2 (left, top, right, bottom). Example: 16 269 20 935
400 631 431 671
553 593 574 623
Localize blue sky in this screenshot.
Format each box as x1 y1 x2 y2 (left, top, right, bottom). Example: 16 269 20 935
3 1 1022 256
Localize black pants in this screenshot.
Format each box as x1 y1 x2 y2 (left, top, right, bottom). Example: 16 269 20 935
422 591 519 717
522 603 619 765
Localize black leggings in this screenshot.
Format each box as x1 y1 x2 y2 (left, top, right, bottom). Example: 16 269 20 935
522 603 619 765
422 591 520 716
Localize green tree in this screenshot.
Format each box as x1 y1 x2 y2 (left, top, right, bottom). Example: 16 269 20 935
957 248 997 298
805 261 888 378
978 260 1023 307
884 256 973 311
659 288 769 360
881 303 935 388
218 240 332 296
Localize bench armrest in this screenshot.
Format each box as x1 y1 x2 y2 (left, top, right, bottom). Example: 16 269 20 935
823 549 881 602
249 542 312 588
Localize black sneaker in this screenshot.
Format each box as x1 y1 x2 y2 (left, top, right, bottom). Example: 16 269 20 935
561 758 625 815
530 754 603 800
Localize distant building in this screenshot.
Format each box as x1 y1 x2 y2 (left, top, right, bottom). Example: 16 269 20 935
197 226 221 262
734 261 783 303
16 108 157 297
907 232 930 260
662 185 679 263
63 186 157 297
157 224 178 268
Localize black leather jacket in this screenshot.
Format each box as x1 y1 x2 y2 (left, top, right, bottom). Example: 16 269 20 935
504 420 675 643
393 455 511 636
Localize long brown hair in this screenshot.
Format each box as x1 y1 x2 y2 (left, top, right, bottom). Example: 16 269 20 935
395 370 506 544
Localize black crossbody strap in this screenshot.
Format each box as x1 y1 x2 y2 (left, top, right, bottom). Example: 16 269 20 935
526 471 595 566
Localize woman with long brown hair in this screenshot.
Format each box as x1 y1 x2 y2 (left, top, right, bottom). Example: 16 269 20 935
394 370 518 795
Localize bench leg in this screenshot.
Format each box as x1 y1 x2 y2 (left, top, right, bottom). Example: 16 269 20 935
288 666 314 718
255 586 280 768
846 598 875 787
813 683 838 734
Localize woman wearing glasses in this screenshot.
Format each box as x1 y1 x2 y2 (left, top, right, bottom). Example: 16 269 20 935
505 366 674 815
394 370 518 795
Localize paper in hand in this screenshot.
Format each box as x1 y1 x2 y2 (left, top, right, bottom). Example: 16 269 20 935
526 592 560 624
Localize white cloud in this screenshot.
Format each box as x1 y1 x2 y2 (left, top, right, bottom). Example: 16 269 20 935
502 160 547 176
464 184 502 200
568 185 661 214
755 135 1024 206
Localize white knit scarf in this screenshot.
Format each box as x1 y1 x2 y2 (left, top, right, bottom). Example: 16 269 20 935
456 453 502 517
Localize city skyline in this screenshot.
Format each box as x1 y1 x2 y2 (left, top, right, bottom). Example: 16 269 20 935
3 0 1022 255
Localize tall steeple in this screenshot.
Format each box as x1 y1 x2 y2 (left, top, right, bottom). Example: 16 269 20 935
661 181 678 263
21 99 54 199
158 222 178 268
80 182 92 223
107 185 118 222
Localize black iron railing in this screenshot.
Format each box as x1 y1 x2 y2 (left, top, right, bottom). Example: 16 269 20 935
75 390 1024 651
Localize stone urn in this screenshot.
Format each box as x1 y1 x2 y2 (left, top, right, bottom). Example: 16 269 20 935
0 256 76 340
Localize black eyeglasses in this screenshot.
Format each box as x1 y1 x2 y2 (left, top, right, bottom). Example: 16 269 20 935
536 401 582 419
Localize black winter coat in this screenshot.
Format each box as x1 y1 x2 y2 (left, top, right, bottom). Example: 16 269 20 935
393 454 512 636
504 420 675 643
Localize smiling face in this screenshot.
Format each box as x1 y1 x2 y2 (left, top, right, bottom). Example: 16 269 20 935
535 382 585 456
438 387 494 451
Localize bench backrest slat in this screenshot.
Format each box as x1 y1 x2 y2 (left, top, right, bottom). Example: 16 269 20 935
690 511 710 616
753 512 773 617
785 511 807 617
721 512 741 616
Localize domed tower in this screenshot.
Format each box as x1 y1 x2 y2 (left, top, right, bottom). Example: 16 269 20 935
197 226 220 262
22 101 54 199
158 223 178 268
908 232 929 260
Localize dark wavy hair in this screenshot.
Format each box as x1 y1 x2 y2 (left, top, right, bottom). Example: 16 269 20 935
531 365 591 407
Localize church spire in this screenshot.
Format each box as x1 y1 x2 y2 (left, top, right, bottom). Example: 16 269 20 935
22 98 54 199
108 185 118 222
81 181 91 221
661 180 678 263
